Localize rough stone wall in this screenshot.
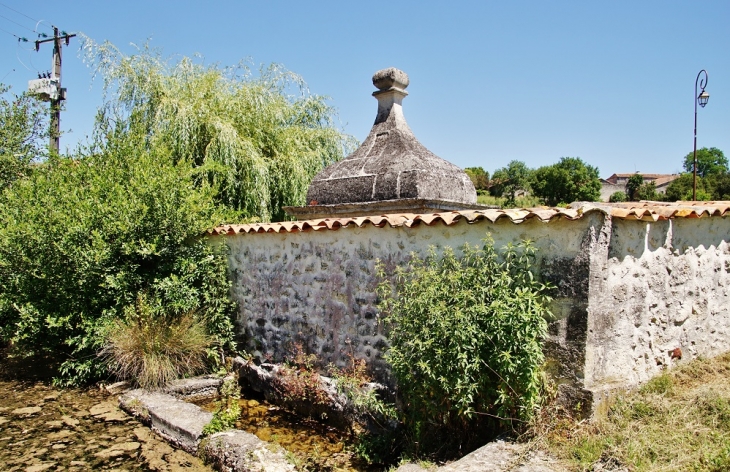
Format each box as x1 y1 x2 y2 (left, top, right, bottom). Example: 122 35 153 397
219 214 603 388
585 216 730 399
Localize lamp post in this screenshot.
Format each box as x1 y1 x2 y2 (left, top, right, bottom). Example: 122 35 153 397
693 69 709 201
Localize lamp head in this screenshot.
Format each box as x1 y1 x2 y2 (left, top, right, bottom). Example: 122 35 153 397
698 90 710 108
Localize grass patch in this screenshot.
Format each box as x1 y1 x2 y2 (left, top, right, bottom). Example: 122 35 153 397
100 294 213 389
531 352 730 471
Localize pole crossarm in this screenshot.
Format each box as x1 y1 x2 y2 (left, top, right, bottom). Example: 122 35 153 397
34 33 76 51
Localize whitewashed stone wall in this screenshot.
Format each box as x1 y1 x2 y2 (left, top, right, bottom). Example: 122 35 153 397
586 216 730 401
215 210 730 414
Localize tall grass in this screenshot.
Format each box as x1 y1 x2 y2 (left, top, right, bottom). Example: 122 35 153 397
100 294 213 389
532 352 730 471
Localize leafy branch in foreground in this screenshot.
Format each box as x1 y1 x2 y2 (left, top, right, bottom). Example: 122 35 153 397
377 238 552 457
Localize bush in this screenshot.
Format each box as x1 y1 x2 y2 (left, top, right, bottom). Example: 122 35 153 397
609 191 627 203
0 133 235 386
377 239 552 456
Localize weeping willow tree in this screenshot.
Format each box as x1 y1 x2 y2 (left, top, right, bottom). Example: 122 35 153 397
82 38 355 222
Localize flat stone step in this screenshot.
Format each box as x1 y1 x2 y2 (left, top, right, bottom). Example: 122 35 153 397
120 389 212 453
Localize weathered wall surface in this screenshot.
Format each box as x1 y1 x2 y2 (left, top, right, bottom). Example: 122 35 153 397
219 213 604 389
215 207 730 413
586 216 730 398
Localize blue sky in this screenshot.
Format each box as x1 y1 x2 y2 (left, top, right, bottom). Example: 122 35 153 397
1 1 728 178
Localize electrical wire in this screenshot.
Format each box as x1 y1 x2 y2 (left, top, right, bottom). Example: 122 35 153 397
0 2 52 30
0 13 36 33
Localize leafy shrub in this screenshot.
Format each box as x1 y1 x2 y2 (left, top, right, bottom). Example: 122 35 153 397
609 191 627 203
0 132 235 386
377 239 552 455
100 293 213 389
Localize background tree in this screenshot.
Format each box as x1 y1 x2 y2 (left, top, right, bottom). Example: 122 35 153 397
464 166 489 191
682 147 728 178
665 173 713 201
530 157 601 206
625 174 645 201
635 181 659 201
0 85 48 190
609 191 627 203
490 160 532 207
83 38 355 222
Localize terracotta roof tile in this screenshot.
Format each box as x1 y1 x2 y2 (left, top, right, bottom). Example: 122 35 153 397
208 201 730 236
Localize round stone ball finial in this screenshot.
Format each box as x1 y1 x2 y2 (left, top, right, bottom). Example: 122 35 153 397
372 67 409 93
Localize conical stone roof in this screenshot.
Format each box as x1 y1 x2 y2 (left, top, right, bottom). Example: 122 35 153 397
285 68 481 219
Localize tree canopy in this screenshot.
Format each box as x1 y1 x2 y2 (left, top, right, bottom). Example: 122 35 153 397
490 160 531 206
530 157 601 206
0 85 48 190
682 147 728 178
464 166 489 191
83 38 354 222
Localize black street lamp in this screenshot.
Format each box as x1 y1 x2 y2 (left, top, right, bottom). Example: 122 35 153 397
693 69 709 201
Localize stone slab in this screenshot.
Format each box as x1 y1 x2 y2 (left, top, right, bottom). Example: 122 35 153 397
438 440 561 472
163 376 224 402
119 389 212 453
202 430 295 472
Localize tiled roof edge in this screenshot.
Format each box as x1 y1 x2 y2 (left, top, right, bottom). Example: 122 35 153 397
208 201 730 236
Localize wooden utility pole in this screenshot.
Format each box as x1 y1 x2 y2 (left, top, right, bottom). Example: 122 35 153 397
34 27 75 153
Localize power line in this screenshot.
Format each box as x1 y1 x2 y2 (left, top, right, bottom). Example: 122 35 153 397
0 24 28 42
0 2 52 30
0 13 36 33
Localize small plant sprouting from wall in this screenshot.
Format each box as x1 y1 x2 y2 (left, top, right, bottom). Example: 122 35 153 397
377 237 552 457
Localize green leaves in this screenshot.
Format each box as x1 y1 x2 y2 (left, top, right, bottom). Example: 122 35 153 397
82 38 354 222
0 137 234 385
531 157 601 206
377 239 551 451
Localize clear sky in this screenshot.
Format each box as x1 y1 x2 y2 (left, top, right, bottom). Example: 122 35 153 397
1 1 728 178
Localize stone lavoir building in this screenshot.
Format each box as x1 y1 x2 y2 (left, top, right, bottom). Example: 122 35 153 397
211 68 730 415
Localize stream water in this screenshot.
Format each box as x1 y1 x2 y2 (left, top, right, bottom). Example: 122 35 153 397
0 352 382 471
199 394 380 471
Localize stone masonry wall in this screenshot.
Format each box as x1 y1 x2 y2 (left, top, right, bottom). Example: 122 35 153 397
585 216 730 400
216 210 730 412
218 212 605 392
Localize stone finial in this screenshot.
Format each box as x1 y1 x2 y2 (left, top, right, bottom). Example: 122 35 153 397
372 67 409 94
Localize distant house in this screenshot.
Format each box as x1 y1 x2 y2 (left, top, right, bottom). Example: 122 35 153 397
600 173 681 201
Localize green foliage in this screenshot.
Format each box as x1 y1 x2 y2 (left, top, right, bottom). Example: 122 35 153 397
0 84 48 190
464 166 489 191
0 132 235 386
625 174 645 201
100 293 213 389
490 161 532 207
328 355 398 425
530 157 601 206
683 147 728 178
476 193 542 209
635 181 659 201
609 191 627 203
82 38 355 222
665 173 714 201
377 239 551 455
203 374 242 435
